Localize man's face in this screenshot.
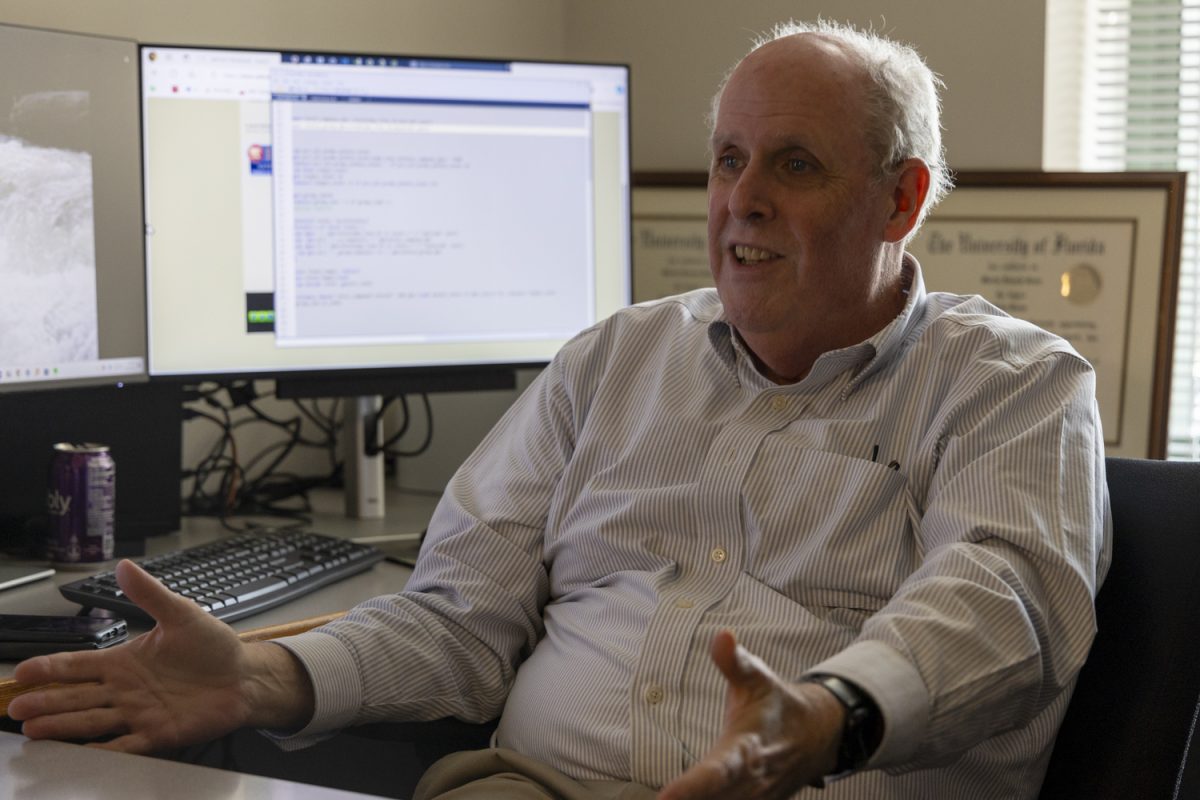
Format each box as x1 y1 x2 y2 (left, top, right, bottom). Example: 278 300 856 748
707 36 898 358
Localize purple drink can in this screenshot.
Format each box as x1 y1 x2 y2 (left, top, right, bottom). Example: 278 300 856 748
47 443 115 564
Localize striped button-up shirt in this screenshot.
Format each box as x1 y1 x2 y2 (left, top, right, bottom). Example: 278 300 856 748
280 262 1110 799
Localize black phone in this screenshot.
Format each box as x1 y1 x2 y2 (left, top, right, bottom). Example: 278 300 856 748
0 614 128 659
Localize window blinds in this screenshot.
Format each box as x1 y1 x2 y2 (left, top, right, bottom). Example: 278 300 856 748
1047 0 1200 459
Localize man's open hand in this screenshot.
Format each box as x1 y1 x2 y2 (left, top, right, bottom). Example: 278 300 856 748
657 630 845 800
8 559 313 753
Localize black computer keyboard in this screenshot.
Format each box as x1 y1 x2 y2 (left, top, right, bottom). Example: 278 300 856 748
59 530 385 623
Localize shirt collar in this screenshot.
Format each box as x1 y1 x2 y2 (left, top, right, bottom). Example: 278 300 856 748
706 253 928 395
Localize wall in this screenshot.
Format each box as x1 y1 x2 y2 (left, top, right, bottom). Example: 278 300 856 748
0 0 1051 498
0 0 566 59
0 0 1049 177
563 0 1047 174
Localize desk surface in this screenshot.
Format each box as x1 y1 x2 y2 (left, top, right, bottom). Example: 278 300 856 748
0 489 433 798
0 731 386 799
0 487 432 678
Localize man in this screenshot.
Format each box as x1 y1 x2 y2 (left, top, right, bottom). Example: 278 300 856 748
10 20 1109 799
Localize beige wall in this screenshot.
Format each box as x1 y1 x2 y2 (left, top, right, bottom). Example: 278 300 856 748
0 0 566 60
0 0 1047 173
563 0 1046 173
0 0 1051 491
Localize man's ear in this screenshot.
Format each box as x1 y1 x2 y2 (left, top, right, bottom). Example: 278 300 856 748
883 159 931 243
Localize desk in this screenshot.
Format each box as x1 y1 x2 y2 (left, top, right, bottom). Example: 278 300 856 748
0 486 433 680
0 730 390 799
0 489 441 798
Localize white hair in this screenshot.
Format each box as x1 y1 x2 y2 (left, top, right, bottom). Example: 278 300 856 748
709 19 953 233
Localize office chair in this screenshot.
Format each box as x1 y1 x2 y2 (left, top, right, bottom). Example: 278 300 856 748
1039 456 1200 799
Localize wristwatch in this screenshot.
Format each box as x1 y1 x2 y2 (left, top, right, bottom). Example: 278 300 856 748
804 674 884 776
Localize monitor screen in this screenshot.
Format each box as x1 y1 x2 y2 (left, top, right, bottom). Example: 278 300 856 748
0 24 148 393
140 45 631 383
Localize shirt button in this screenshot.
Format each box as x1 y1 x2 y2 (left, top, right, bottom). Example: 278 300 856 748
711 547 727 563
675 597 695 609
644 685 665 705
771 395 789 411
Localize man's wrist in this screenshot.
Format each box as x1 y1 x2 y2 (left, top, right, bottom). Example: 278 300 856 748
240 641 316 731
803 674 884 777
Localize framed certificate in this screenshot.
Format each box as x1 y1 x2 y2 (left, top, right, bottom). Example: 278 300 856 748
908 172 1185 458
631 172 711 302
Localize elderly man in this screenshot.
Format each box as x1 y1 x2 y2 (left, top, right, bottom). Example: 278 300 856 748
11 20 1109 800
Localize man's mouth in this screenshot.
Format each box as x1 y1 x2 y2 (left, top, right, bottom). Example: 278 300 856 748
733 245 781 265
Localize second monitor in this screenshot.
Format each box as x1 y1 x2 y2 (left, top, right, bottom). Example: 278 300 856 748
140 45 632 386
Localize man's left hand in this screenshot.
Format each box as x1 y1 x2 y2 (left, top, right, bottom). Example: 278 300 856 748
657 629 845 800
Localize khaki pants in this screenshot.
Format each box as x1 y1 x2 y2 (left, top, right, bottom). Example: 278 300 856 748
414 748 659 800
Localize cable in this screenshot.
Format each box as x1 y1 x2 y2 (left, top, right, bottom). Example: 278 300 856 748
181 381 341 525
181 381 439 524
382 393 435 458
367 395 409 455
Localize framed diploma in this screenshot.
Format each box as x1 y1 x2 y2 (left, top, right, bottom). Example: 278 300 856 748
908 172 1185 458
631 172 711 302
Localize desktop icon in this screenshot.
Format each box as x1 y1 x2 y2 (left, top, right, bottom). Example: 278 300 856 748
247 144 272 176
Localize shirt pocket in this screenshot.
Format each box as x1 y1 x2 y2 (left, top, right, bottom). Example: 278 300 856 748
742 445 922 614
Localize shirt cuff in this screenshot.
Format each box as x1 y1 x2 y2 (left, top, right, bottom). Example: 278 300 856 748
259 631 364 747
804 639 929 769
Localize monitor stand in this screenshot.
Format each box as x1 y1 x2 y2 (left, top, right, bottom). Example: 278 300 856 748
274 369 518 520
342 395 385 519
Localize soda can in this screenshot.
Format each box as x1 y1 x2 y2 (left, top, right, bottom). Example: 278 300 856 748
47 443 115 564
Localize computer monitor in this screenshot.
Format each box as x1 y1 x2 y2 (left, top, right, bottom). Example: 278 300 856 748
139 45 631 392
0 23 148 392
0 24 176 552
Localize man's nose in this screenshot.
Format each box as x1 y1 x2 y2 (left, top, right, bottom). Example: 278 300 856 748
726 163 774 221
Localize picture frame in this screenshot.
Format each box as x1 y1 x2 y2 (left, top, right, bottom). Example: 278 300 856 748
631 172 711 303
631 170 1185 458
908 171 1185 459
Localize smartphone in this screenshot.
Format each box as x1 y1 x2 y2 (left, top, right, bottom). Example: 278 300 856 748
0 614 128 659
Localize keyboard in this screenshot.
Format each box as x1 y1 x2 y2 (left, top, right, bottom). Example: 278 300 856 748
60 530 385 623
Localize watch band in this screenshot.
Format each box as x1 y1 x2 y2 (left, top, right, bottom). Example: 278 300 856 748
804 674 883 776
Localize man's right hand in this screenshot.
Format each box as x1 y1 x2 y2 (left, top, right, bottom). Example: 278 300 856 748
7 559 315 754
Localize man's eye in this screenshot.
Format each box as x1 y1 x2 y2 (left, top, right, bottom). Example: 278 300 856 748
718 154 740 169
787 158 811 172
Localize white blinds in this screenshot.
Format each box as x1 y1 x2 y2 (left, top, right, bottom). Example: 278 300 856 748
1046 0 1200 459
